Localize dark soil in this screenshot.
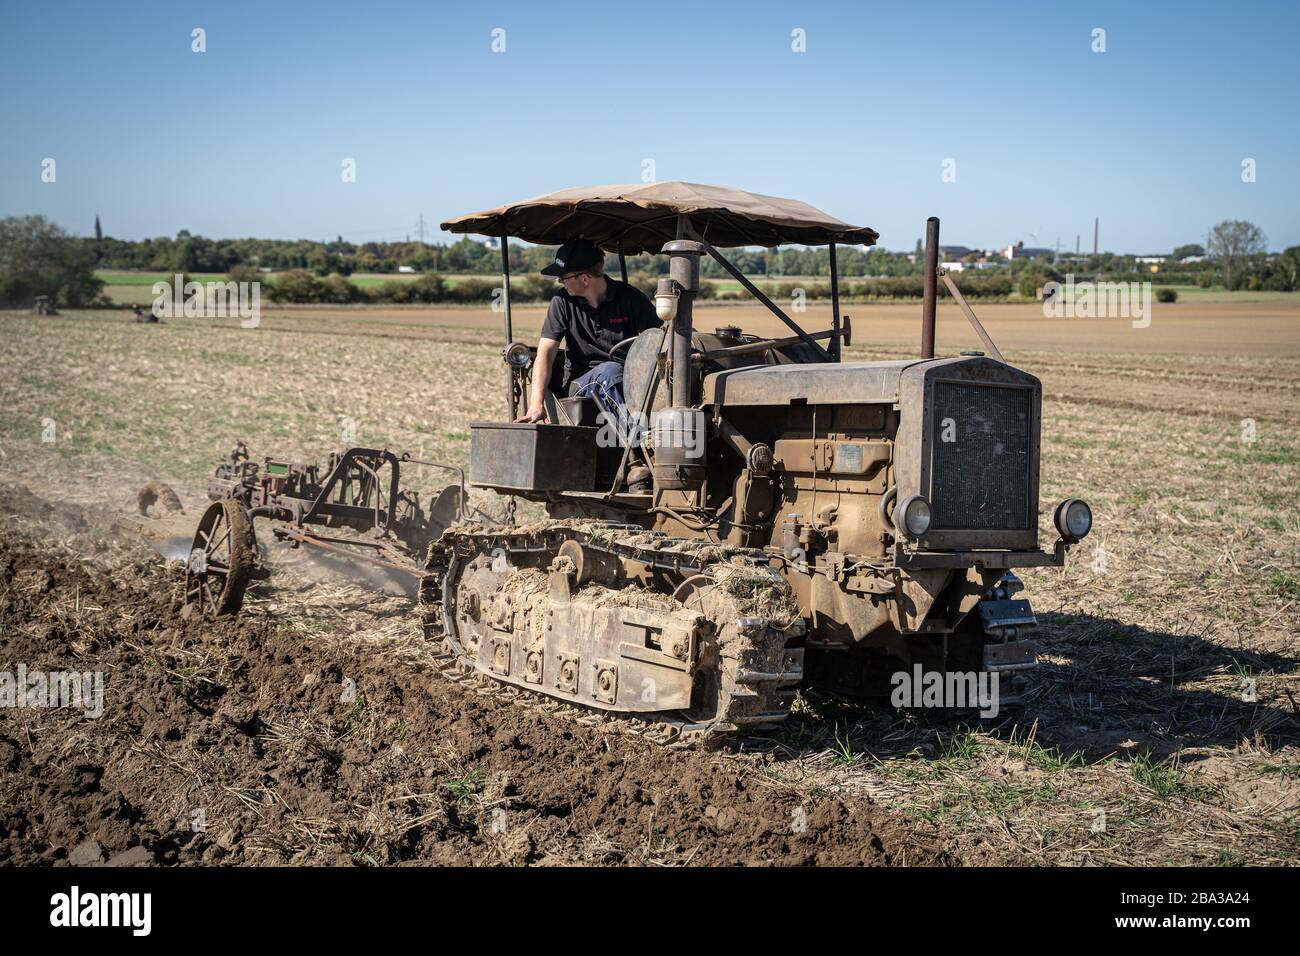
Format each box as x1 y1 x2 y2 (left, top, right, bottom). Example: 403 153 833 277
0 485 950 866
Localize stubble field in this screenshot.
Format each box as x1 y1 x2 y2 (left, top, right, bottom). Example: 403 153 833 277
0 299 1296 866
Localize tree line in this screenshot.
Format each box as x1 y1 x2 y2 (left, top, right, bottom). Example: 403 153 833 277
2 214 1297 308
234 268 1021 305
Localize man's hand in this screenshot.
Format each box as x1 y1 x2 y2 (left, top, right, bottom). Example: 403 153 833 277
517 337 560 424
515 402 548 424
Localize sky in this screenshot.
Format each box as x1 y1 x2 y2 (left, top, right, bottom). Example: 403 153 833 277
1 0 1297 254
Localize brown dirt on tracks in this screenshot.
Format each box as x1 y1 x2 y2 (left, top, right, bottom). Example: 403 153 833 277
0 485 947 867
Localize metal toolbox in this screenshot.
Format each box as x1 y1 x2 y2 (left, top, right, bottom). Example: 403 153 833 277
469 422 597 492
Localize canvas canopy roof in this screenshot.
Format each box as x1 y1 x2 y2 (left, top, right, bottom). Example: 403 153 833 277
440 181 878 254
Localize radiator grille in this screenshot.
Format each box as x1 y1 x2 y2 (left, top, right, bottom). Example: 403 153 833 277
928 381 1031 530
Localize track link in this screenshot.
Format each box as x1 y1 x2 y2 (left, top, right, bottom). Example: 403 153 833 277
419 521 804 746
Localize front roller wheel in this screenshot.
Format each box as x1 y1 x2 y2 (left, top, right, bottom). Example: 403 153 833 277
183 500 255 617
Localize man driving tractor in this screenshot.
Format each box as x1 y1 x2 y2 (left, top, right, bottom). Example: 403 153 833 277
516 238 661 426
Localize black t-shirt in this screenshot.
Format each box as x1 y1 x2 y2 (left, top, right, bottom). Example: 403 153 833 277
539 277 661 383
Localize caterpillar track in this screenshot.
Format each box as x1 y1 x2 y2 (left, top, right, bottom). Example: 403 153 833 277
419 521 806 745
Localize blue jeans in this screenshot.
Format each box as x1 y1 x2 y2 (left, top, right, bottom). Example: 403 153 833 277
571 361 638 446
571 361 626 415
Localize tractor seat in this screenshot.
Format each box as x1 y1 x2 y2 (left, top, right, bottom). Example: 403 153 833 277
555 395 599 426
539 346 605 426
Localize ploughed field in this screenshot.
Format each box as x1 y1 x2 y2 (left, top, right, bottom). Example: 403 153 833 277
0 300 1296 865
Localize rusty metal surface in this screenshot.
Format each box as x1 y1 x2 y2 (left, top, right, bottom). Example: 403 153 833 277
921 217 940 358
894 356 1043 552
197 442 461 594
178 201 1093 731
469 422 598 493
703 359 922 406
665 239 702 409
423 521 805 737
929 381 1032 531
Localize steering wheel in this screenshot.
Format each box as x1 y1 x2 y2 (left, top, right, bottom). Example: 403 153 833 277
607 336 639 363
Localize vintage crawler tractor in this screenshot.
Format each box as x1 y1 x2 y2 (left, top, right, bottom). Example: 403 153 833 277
181 182 1093 743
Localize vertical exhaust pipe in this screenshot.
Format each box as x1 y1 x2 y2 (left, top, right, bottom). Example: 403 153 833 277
921 216 939 359
663 239 701 408
654 238 706 491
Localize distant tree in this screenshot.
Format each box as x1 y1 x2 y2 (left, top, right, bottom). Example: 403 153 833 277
1207 220 1267 290
0 215 104 307
308 248 342 276
1171 243 1204 260
174 235 203 273
93 215 102 241
1279 246 1300 291
268 269 321 303
320 273 358 303
227 264 261 286
1015 264 1063 299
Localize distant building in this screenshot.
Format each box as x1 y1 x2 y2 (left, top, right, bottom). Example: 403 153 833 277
939 245 976 260
943 255 1006 272
397 265 417 274
1003 241 1054 260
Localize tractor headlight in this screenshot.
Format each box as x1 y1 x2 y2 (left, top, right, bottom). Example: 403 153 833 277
895 494 932 539
504 341 532 368
1054 498 1092 543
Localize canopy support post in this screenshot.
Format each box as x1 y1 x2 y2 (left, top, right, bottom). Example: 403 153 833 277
618 240 628 282
501 235 515 417
829 240 842 362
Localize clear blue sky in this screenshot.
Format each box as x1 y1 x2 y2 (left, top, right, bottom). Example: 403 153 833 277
1 0 1296 253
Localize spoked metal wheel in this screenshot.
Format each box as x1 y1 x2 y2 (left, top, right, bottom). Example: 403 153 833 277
183 500 255 617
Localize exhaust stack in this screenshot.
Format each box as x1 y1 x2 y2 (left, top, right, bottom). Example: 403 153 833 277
921 216 939 359
653 239 705 491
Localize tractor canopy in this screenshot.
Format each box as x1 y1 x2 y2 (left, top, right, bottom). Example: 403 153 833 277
440 181 879 253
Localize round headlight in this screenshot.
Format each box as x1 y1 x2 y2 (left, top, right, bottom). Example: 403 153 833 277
1054 498 1092 542
503 341 532 368
895 494 932 539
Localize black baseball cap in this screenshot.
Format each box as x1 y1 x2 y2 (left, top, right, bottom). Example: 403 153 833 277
541 238 604 278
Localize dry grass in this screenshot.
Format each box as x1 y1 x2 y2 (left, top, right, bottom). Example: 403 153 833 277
1 304 1297 865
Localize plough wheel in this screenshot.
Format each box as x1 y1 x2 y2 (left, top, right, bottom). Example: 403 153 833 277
183 500 255 617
